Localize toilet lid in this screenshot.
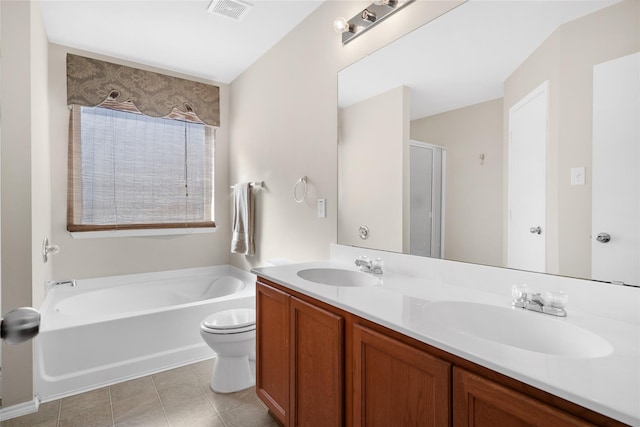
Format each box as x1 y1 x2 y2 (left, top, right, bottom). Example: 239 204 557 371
202 308 255 331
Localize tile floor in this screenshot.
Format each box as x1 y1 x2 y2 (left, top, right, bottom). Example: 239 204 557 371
1 359 278 427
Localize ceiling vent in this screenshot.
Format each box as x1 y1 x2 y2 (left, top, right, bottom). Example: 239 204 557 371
207 0 252 22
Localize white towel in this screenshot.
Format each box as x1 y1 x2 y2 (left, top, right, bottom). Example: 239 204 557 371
231 183 255 255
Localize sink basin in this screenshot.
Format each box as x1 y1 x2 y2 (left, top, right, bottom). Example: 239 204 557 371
296 268 379 287
420 301 613 358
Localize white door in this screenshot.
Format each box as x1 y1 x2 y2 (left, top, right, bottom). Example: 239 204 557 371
592 53 640 285
508 82 548 273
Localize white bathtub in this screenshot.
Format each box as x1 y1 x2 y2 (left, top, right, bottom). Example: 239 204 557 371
35 265 255 401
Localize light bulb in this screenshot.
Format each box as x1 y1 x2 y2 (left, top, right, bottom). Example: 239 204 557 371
333 17 351 34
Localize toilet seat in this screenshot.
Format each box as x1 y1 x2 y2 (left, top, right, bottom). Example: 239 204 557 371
201 308 256 335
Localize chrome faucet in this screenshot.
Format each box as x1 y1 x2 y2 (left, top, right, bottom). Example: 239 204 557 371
511 285 567 317
354 256 383 275
53 279 77 287
46 279 77 293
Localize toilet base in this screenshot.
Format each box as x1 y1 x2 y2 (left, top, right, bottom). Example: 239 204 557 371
211 355 255 394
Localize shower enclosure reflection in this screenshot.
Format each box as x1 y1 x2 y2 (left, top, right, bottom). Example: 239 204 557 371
338 0 640 284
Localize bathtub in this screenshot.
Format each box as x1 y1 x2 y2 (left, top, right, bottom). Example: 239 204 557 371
35 265 255 401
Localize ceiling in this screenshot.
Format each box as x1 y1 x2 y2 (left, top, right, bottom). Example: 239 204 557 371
39 0 324 84
338 0 620 120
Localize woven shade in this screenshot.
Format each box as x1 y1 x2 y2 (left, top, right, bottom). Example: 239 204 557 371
67 104 215 232
66 54 220 127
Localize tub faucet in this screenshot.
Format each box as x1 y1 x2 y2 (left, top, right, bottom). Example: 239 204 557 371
511 287 567 317
54 279 77 287
47 279 77 292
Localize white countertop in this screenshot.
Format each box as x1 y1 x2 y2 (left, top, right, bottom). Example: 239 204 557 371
252 258 640 426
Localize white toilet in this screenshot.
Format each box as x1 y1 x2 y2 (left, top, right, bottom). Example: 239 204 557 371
200 308 256 393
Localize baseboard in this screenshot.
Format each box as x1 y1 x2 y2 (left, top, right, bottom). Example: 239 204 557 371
0 396 40 422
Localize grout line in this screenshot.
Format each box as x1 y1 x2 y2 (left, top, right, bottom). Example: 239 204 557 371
107 387 115 427
56 399 62 427
150 374 171 427
189 361 230 427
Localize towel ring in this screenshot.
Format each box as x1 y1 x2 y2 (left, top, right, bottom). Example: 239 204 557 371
293 176 307 203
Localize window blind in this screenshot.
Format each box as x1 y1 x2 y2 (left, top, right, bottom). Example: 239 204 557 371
68 104 215 232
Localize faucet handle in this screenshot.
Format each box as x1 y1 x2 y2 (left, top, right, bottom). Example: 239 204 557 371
511 284 528 301
545 291 568 309
371 258 384 275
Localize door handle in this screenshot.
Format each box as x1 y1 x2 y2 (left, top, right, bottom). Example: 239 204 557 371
596 232 611 243
529 226 542 235
0 307 40 344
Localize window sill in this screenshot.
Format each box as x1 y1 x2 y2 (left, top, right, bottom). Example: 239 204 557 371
69 227 217 239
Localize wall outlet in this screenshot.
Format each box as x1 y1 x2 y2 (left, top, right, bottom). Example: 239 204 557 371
317 198 326 218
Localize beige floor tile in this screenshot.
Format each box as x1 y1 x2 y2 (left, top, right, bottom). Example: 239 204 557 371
4 361 274 427
114 409 169 427
218 400 275 427
58 404 113 427
162 394 216 427
205 387 257 415
171 413 225 427
60 387 110 418
112 390 164 425
152 366 197 391
111 376 157 402
190 360 215 389
189 358 215 377
157 382 205 408
3 420 57 427
2 401 60 427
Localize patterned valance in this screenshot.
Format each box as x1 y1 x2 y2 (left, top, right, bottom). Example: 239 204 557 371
66 54 219 127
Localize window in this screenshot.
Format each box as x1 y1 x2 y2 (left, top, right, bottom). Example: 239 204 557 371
68 103 215 233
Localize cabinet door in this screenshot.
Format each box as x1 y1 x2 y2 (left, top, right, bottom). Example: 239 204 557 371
453 368 594 427
256 282 290 425
290 297 344 427
352 324 451 427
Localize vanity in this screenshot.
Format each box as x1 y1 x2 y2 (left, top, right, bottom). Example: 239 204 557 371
252 245 639 427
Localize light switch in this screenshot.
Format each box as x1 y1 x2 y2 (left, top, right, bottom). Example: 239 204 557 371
317 198 326 218
571 167 586 186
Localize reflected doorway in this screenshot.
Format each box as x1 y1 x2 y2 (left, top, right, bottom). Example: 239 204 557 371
409 141 445 258
592 53 640 286
507 81 548 273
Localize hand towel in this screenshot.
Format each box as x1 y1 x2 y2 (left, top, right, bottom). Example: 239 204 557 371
231 183 255 255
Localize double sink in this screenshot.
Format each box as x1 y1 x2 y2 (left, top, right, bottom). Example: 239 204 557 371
296 267 612 359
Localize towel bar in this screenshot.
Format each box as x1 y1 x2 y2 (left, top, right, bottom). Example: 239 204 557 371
230 181 263 189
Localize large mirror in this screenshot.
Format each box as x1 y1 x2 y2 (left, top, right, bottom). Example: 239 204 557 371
338 0 639 284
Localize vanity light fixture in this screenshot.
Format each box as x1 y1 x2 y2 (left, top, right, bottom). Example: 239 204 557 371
373 0 397 6
334 0 414 45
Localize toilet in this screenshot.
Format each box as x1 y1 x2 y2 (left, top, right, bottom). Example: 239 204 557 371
200 308 256 393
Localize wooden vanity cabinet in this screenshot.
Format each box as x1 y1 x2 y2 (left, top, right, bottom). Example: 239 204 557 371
453 368 594 427
256 277 625 427
289 296 344 427
256 280 344 427
352 324 451 427
256 281 290 425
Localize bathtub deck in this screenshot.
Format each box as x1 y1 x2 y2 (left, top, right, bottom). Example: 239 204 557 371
2 359 277 427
